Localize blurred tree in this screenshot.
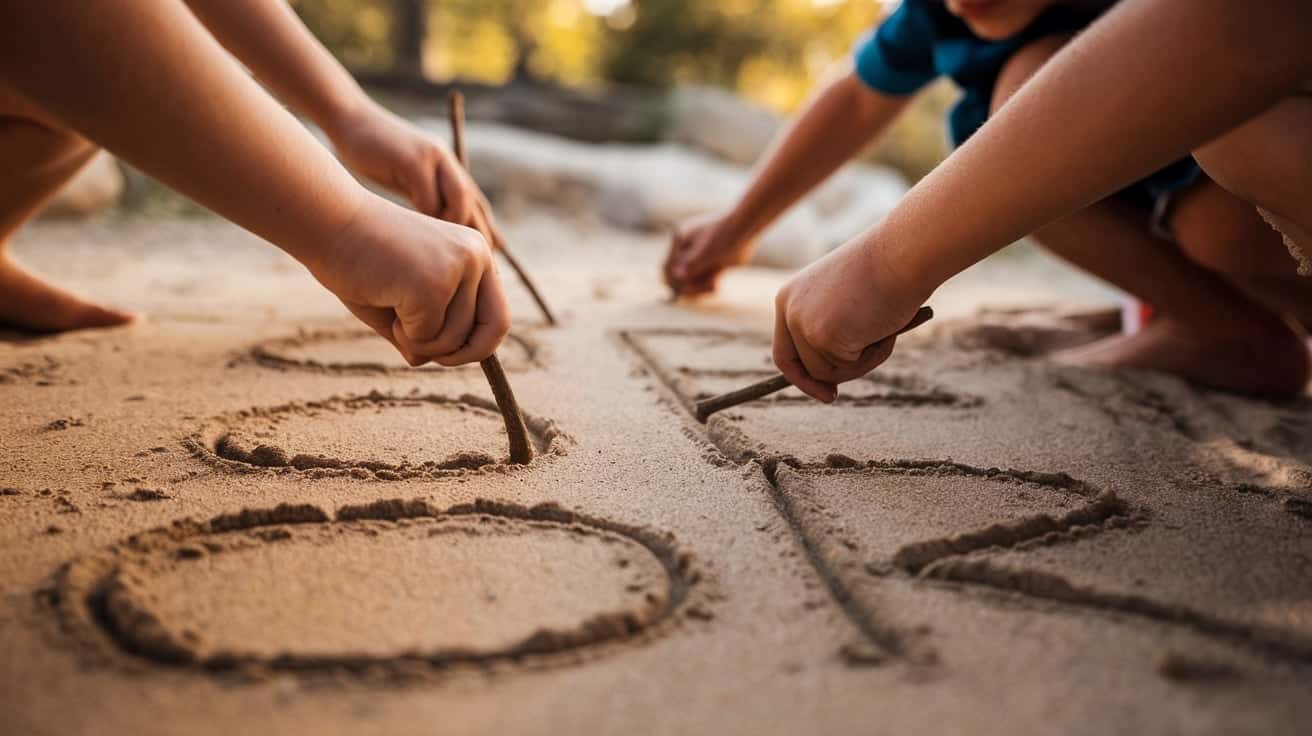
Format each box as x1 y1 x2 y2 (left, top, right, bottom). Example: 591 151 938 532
602 0 880 109
602 1 770 89
291 0 881 110
291 0 394 71
392 0 427 75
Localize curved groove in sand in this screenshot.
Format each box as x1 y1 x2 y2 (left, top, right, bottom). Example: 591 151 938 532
761 459 1132 665
184 392 568 481
250 328 539 375
49 499 708 680
921 557 1312 662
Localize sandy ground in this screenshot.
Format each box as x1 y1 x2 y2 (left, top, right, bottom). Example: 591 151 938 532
2 212 1310 736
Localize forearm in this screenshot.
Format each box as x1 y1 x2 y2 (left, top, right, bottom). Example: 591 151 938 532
873 0 1312 295
0 0 364 266
727 72 908 239
184 0 371 138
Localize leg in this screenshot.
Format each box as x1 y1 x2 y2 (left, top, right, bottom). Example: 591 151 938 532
1193 96 1312 326
1171 174 1312 329
0 84 135 333
991 37 1309 396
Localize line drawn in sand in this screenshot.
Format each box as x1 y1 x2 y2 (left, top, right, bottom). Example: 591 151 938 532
620 323 1312 670
186 391 569 481
44 498 712 682
0 354 69 386
766 459 1142 666
618 327 982 413
247 327 541 375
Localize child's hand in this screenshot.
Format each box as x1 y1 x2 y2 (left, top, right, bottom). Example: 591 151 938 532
311 194 510 367
664 214 757 296
329 101 497 244
773 239 927 402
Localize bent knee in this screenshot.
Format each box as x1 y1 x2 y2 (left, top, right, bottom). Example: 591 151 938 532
1193 136 1260 204
1172 183 1279 275
990 34 1073 115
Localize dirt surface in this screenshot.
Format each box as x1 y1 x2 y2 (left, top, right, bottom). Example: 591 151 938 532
2 212 1310 735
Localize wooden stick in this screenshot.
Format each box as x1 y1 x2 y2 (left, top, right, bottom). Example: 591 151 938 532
693 306 935 422
450 91 533 464
490 228 558 326
449 91 557 327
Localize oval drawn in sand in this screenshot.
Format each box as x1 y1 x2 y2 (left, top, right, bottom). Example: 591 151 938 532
252 328 538 374
50 499 704 679
189 393 566 480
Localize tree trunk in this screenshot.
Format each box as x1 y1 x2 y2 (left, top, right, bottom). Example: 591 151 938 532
392 0 427 78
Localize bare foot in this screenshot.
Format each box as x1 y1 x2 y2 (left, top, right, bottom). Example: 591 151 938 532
1054 317 1311 398
0 253 135 334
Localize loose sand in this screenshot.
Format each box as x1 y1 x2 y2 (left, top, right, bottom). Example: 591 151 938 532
2 212 1310 735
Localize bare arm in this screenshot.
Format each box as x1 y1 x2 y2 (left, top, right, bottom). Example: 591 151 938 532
0 0 508 366
772 0 1312 400
729 72 910 241
184 0 495 235
0 0 359 263
182 0 369 137
881 0 1312 294
667 71 910 292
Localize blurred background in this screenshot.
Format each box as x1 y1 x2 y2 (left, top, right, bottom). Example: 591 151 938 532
290 0 952 176
39 0 1114 309
50 0 954 232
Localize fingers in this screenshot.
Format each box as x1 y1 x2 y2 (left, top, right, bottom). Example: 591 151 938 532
475 197 502 251
435 264 511 366
341 301 418 364
436 158 477 227
392 267 480 363
675 230 723 285
853 336 896 376
663 229 692 292
343 301 400 336
773 304 837 403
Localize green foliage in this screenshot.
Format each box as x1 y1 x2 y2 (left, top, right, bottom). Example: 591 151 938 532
601 1 772 89
291 0 395 71
290 0 885 111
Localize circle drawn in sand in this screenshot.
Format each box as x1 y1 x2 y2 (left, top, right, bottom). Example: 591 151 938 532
189 392 566 480
49 499 705 679
251 328 538 374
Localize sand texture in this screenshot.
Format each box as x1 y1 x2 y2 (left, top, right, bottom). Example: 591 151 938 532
2 214 1310 735
252 328 538 375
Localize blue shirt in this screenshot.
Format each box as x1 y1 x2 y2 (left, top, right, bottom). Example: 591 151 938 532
854 0 1197 201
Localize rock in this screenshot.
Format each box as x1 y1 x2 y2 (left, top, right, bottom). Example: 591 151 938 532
41 151 124 217
667 86 781 166
414 119 907 270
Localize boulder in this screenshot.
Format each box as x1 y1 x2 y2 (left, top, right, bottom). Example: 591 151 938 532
666 85 781 166
415 118 907 269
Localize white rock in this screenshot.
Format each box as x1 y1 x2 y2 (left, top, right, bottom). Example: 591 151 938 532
42 151 123 217
667 86 781 166
413 118 907 269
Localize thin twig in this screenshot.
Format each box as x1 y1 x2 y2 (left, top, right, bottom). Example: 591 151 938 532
449 92 557 326
490 228 558 326
694 306 935 422
450 91 533 464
